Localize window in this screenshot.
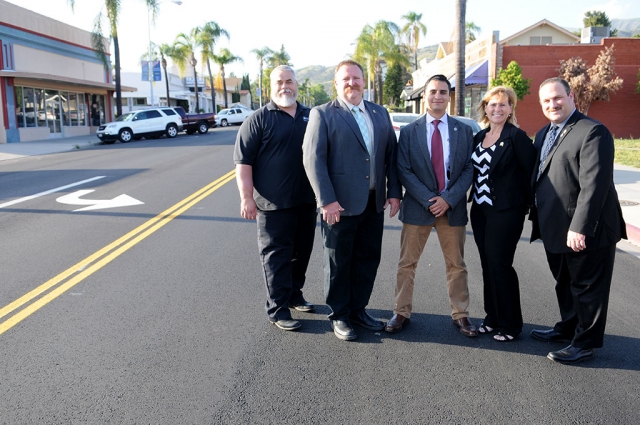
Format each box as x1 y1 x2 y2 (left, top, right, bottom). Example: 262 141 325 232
530 36 552 45
146 110 162 118
161 108 176 116
134 98 146 105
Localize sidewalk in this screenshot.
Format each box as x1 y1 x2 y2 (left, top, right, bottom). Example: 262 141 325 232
2 137 640 249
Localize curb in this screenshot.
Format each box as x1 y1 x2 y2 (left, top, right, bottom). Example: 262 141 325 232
626 223 640 247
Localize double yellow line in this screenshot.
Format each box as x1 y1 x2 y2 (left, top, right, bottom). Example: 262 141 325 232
0 170 236 336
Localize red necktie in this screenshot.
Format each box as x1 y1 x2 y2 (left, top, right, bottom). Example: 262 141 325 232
431 119 445 192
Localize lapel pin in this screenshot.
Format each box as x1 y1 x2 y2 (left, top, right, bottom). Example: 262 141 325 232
454 127 457 131
500 142 504 147
372 110 377 114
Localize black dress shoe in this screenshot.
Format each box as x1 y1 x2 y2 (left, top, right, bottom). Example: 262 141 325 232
385 314 409 333
531 328 571 343
331 320 357 341
289 300 315 312
350 310 385 331
271 319 301 331
547 345 595 364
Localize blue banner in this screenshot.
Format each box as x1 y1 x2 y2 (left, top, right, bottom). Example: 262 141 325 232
141 61 161 82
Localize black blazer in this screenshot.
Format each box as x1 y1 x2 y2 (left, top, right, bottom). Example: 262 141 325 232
530 110 626 253
468 123 536 211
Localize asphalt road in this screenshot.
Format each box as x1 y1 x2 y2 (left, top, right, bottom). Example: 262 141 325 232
0 127 639 424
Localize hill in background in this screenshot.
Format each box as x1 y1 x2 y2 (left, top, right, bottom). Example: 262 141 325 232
611 18 640 37
295 44 439 92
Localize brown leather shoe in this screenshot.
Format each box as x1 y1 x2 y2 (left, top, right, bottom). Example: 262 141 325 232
453 317 478 337
385 314 409 333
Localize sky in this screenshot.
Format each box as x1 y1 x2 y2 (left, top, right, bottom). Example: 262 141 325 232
7 0 640 80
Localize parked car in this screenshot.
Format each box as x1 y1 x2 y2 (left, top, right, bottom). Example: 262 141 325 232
390 112 421 139
390 113 482 138
96 107 183 144
173 106 216 134
452 115 482 135
215 107 253 127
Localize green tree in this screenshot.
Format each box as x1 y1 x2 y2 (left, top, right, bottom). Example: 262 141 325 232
213 48 243 108
241 74 251 90
354 21 408 104
383 62 404 106
67 0 160 117
466 22 481 44
310 84 330 106
583 10 618 37
172 29 201 112
491 61 532 101
195 21 230 112
401 12 427 71
250 47 274 107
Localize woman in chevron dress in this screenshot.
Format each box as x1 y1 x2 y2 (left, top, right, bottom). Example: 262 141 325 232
468 86 537 342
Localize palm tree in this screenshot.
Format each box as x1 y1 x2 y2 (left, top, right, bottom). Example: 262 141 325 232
354 21 408 104
172 29 201 112
401 12 427 71
213 48 243 108
466 22 481 44
195 21 229 112
454 0 467 116
251 47 274 108
67 0 159 117
267 45 292 68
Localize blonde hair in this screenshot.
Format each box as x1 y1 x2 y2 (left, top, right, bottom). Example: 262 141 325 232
477 86 518 128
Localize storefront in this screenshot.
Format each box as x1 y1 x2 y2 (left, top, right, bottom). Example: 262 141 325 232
0 0 122 143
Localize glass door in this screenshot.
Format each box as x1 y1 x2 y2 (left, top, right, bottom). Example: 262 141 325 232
45 89 62 134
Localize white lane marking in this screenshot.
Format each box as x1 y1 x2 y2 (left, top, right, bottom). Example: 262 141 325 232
56 190 144 212
0 176 106 209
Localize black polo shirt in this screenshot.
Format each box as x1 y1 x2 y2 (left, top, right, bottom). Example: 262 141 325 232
233 101 315 210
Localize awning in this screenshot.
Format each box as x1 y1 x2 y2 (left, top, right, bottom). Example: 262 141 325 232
449 60 488 89
403 85 425 101
0 70 137 92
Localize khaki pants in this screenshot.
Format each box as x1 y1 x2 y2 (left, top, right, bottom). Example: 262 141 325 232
394 218 469 320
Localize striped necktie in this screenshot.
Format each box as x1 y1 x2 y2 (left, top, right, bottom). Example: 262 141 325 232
351 106 372 153
537 125 559 180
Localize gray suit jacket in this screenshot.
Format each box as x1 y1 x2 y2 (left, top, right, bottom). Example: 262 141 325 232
302 99 401 215
398 114 474 226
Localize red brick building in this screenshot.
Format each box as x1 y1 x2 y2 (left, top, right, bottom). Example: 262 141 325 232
503 38 640 138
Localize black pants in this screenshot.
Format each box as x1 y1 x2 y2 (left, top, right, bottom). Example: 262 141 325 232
545 244 616 349
256 203 317 322
321 192 384 321
471 202 527 336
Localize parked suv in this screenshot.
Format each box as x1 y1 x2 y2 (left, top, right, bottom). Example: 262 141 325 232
96 107 183 144
214 107 253 127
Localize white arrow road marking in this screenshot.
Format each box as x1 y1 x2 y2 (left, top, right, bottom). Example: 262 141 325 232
56 190 144 212
0 176 106 209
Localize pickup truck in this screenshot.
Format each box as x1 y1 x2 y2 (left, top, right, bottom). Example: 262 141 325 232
173 106 216 134
215 107 253 127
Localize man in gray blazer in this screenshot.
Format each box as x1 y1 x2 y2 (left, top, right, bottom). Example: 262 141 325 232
385 74 477 337
303 60 401 341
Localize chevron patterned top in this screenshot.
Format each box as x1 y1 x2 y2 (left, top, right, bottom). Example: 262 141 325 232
472 143 496 205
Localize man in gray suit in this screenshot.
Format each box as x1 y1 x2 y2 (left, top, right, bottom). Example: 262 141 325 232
303 60 402 341
385 74 477 337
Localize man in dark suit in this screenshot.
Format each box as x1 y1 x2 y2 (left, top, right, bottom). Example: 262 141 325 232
303 60 401 341
385 74 477 337
530 77 626 364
